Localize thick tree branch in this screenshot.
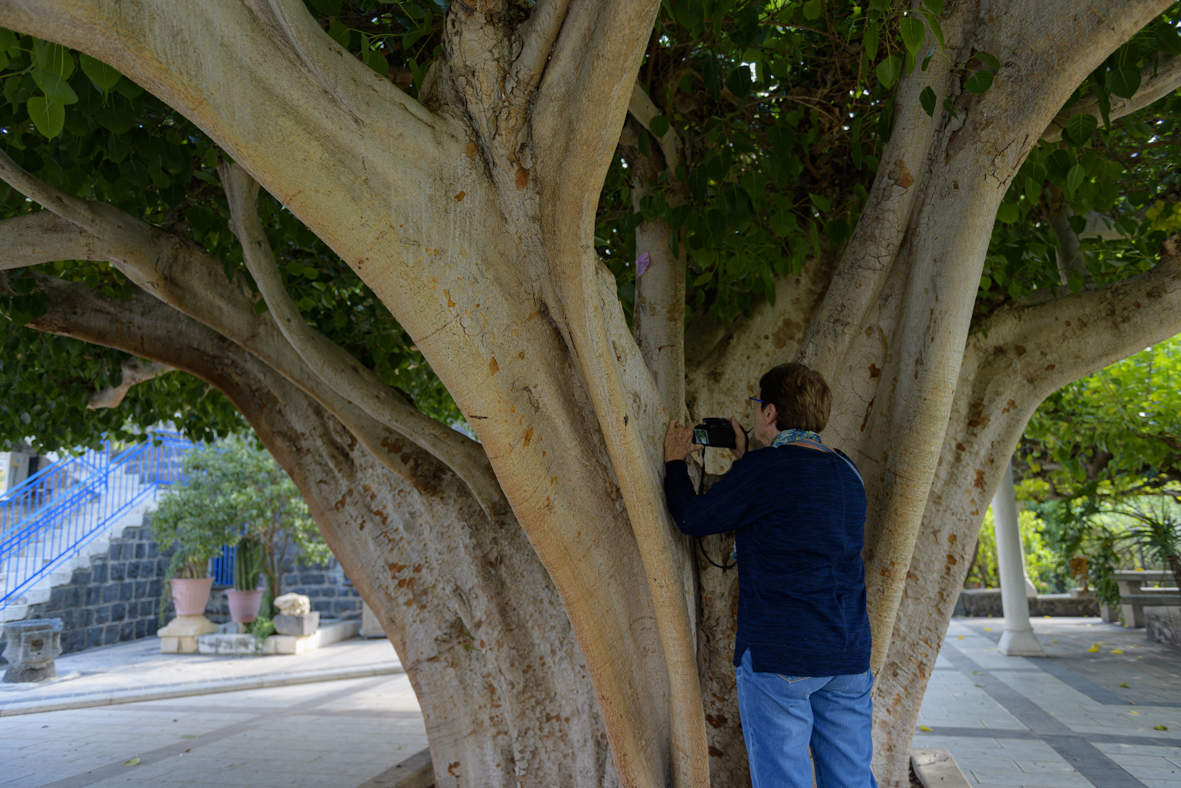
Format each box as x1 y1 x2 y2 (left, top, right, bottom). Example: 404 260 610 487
0 210 103 270
1047 204 1095 287
628 83 681 173
87 358 173 410
219 163 507 522
0 152 504 512
1042 54 1181 143
511 0 574 102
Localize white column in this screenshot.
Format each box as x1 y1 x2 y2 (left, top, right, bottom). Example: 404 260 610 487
993 459 1045 657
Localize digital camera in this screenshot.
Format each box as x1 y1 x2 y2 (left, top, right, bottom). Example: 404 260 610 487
692 418 737 449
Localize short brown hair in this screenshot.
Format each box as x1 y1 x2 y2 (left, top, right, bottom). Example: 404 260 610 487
759 363 832 433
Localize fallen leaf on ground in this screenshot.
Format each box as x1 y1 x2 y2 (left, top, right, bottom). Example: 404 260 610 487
984 627 992 631
919 725 932 731
1112 649 1124 654
1088 645 1100 653
1120 683 1130 688
124 758 140 767
1052 638 1058 643
957 636 963 640
1155 725 1168 731
181 735 196 739
1129 711 1140 715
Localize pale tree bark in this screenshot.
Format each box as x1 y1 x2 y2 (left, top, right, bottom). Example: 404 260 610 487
874 239 1181 785
86 358 173 410
1042 53 1181 143
1047 203 1096 288
11 271 616 788
2 0 1179 786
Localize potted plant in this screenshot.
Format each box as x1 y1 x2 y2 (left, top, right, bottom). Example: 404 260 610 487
226 536 266 623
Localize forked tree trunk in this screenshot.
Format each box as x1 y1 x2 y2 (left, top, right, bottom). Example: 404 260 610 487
2 1 1179 787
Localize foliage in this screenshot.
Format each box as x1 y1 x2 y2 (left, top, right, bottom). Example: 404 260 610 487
248 613 276 643
1019 333 1181 503
151 434 329 618
1 3 1180 455
233 535 266 592
963 508 1060 593
1119 499 1181 589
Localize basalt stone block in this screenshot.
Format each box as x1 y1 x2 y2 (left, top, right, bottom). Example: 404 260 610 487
135 543 147 559
94 605 111 625
91 563 108 584
109 563 125 582
86 626 104 650
273 612 320 637
111 603 126 622
3 619 63 683
135 580 148 599
119 583 133 601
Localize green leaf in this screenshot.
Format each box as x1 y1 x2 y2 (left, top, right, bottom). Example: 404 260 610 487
33 41 74 79
31 69 78 105
919 85 937 117
876 56 902 89
328 20 350 48
80 54 122 93
673 0 705 29
649 114 670 138
809 193 831 213
963 69 994 94
724 65 752 99
402 3 426 19
803 0 824 22
864 22 880 62
899 16 925 55
1105 65 1141 99
692 270 713 286
1062 114 1097 147
27 96 65 139
942 97 958 119
921 10 945 50
1066 163 1085 195
996 203 1019 224
1068 214 1088 235
124 758 140 767
309 0 342 14
254 299 269 314
1156 25 1181 56
0 27 16 54
975 52 1000 72
921 0 944 14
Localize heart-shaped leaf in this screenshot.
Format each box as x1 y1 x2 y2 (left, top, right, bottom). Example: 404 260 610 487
1063 114 1097 147
27 96 65 139
80 54 122 92
899 16 925 54
877 56 902 89
649 115 670 138
964 69 994 94
920 85 937 117
32 69 78 105
1105 65 1141 100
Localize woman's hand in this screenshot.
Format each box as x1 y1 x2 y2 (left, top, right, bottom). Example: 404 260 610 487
664 420 704 463
729 416 748 460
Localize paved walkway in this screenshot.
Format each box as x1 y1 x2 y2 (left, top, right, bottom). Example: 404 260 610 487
0 636 402 716
0 637 427 788
916 617 1181 788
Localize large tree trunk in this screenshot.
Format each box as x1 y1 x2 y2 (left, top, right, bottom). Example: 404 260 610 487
16 273 616 787
2 1 1179 786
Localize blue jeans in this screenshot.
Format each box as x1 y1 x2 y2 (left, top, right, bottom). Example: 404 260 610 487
735 649 878 788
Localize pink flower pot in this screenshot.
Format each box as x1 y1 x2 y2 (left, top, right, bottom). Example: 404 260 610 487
226 588 265 623
171 577 214 616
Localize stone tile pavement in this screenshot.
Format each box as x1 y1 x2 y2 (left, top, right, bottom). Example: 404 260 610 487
0 636 402 715
915 617 1181 788
0 674 428 788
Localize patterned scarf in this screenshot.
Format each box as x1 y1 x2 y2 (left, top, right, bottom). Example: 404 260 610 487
770 429 821 448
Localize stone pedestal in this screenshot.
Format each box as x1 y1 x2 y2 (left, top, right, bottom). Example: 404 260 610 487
274 612 319 637
158 614 218 653
3 619 63 683
1146 607 1181 649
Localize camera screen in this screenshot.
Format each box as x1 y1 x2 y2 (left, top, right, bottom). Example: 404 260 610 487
693 428 709 444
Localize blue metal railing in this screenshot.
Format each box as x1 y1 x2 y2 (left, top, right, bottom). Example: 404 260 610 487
211 543 236 586
0 433 194 609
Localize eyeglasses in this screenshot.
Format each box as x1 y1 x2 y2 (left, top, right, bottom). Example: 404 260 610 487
749 397 767 406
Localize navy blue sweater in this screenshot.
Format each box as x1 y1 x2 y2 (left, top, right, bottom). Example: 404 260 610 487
665 445 872 677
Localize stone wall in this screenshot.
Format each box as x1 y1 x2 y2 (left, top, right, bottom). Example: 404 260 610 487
956 589 1101 618
7 521 169 657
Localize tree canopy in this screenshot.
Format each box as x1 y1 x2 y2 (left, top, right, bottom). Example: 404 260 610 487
3 0 1180 451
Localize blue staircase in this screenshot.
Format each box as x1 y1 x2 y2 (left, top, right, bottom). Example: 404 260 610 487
0 433 193 620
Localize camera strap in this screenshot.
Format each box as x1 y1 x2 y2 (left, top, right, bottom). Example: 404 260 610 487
694 448 735 572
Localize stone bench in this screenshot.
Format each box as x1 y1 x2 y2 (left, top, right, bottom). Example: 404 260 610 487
1146 607 1181 649
1101 590 1181 628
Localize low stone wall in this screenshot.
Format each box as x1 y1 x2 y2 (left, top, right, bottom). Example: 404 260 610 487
4 522 169 657
956 589 1100 618
204 558 363 622
1146 607 1181 649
